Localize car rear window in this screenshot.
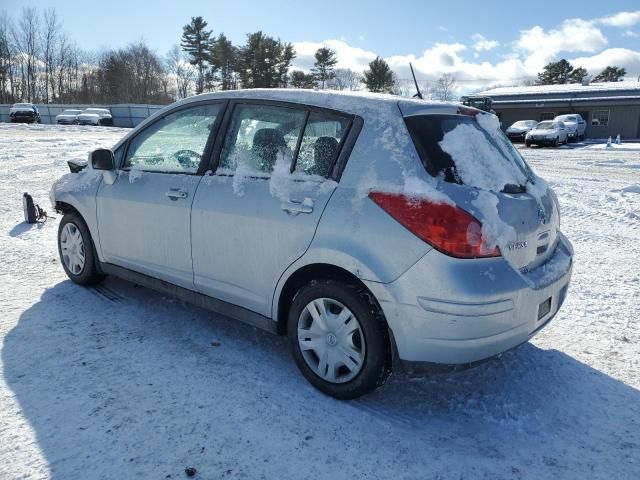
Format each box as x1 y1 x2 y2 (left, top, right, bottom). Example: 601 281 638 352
404 114 533 187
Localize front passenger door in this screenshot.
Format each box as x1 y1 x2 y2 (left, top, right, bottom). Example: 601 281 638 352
97 102 224 289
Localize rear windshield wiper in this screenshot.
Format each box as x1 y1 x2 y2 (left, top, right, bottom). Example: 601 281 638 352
501 183 527 194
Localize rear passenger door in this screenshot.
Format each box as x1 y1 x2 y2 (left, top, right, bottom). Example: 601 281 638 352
191 102 354 316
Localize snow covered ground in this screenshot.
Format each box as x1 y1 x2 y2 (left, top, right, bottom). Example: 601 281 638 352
0 123 639 479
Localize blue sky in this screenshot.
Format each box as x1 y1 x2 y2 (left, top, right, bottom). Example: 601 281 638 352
3 0 640 90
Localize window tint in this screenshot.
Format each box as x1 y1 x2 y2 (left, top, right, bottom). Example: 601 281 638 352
219 104 306 175
294 111 350 177
404 114 533 185
124 104 220 173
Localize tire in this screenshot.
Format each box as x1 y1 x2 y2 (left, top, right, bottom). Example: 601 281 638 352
287 279 391 399
58 212 106 285
525 141 531 147
554 137 559 148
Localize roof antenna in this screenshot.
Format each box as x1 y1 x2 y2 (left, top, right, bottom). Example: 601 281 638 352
410 62 423 99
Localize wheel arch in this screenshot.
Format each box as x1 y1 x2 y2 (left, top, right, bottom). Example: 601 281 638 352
54 195 104 262
275 262 386 335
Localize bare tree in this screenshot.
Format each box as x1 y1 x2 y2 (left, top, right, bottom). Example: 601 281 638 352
40 8 60 102
13 7 40 101
431 73 457 101
166 45 195 99
329 68 362 91
0 12 17 102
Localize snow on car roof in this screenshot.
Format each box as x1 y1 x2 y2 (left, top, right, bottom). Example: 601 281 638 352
478 81 640 97
180 88 457 116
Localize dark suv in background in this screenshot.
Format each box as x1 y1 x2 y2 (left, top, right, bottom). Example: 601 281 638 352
9 103 41 124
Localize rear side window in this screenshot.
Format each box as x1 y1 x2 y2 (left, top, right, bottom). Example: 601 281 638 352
404 114 533 187
294 111 351 177
219 104 307 174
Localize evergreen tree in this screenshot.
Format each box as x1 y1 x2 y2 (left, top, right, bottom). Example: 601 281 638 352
363 56 395 93
570 66 588 83
278 43 296 88
181 16 212 94
593 66 627 82
536 59 586 85
210 33 237 90
237 31 295 88
290 70 316 88
311 47 338 89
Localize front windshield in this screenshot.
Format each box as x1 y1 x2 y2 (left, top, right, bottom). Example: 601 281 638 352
512 121 529 127
536 122 554 130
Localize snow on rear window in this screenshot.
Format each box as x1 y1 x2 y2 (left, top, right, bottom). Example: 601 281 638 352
405 114 531 192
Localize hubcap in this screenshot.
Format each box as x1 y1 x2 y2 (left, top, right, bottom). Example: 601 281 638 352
60 222 86 275
297 298 365 384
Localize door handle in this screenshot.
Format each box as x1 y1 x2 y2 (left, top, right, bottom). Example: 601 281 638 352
281 198 313 215
166 189 188 200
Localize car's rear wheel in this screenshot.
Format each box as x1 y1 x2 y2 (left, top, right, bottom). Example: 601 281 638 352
525 141 531 147
287 279 391 399
554 137 560 147
58 212 105 285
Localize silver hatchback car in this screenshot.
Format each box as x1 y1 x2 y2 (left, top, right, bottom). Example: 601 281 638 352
52 90 573 399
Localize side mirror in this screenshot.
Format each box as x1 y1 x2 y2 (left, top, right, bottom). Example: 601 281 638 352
91 148 114 170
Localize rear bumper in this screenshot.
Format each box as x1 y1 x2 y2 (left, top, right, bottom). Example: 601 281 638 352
365 234 573 365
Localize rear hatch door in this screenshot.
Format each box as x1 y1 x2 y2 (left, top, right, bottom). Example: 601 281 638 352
403 111 559 271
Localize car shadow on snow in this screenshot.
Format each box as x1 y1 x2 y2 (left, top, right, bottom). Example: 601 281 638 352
3 278 639 478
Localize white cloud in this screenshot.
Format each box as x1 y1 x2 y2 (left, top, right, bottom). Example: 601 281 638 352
623 30 639 38
472 34 499 52
599 11 640 28
291 39 377 72
358 35 365 41
570 48 640 76
515 19 607 54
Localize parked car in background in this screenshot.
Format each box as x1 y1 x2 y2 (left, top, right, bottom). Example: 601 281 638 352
9 103 41 124
52 90 572 399
55 109 83 125
77 108 113 126
525 120 568 147
505 120 538 142
554 114 586 142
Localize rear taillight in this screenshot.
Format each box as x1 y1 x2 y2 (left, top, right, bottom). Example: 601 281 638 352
368 191 500 259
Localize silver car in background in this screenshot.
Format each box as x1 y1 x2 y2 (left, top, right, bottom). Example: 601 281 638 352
77 108 113 126
554 114 586 142
52 90 573 398
55 109 83 125
525 120 569 147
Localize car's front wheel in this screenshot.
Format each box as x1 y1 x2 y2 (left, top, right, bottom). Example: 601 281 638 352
288 279 391 399
58 212 105 285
